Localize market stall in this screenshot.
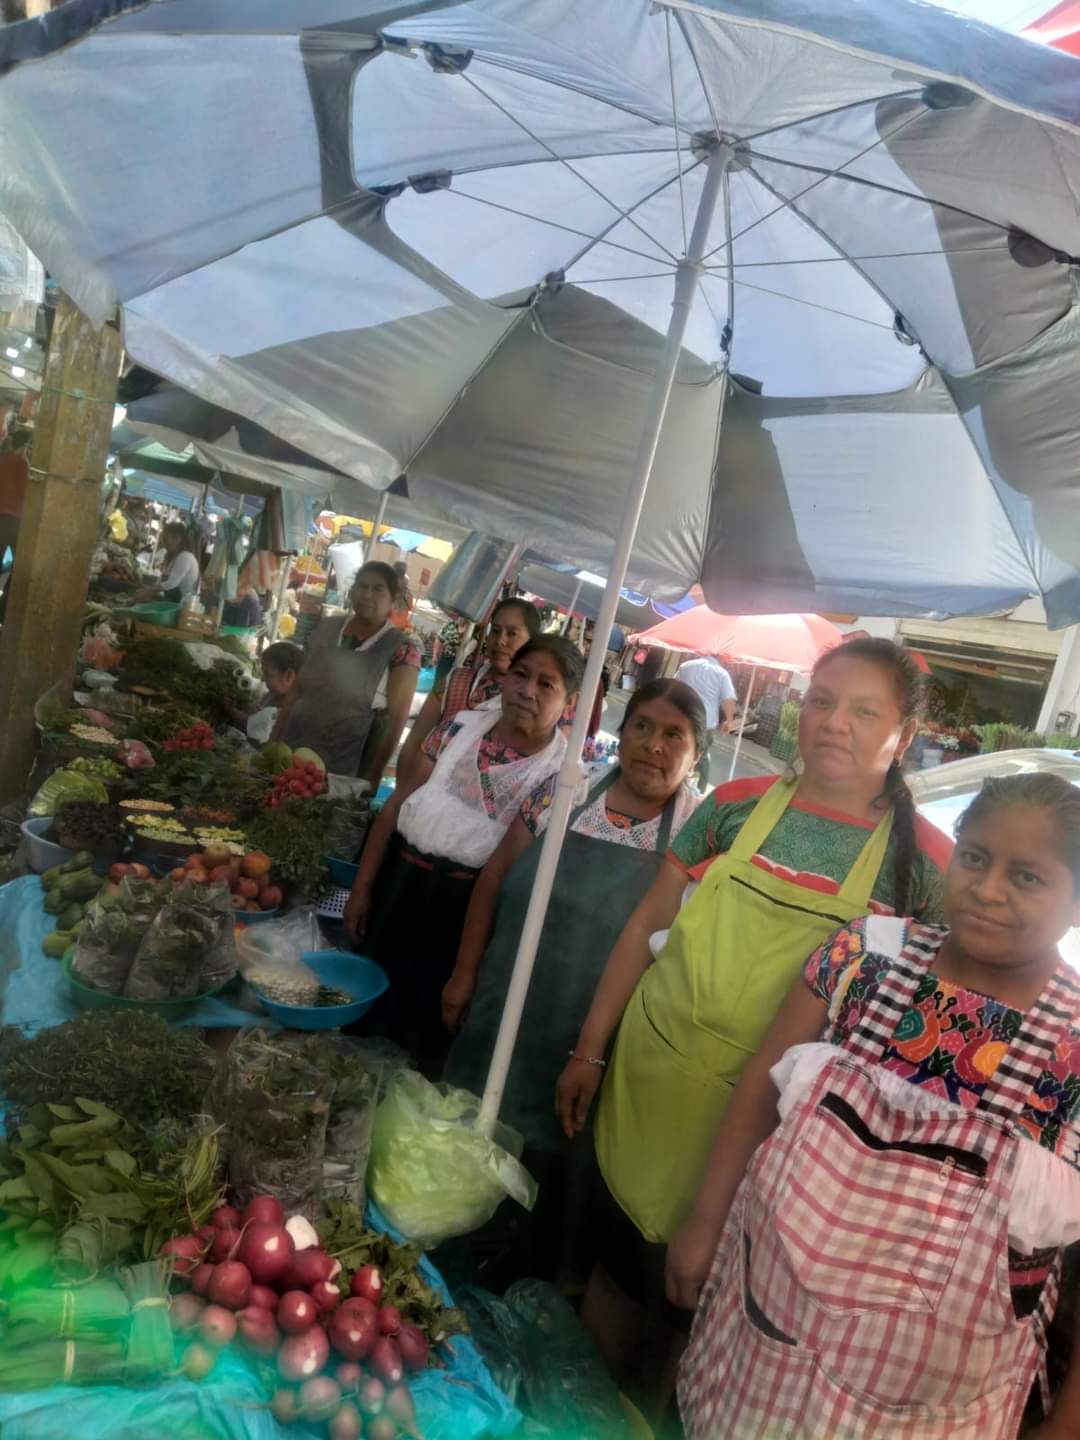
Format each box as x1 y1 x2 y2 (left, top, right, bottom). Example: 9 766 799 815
0 600 533 1440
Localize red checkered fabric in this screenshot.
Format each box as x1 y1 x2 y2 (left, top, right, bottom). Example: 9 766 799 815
679 932 1079 1439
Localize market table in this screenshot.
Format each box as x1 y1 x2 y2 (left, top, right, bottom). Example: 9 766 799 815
0 875 522 1440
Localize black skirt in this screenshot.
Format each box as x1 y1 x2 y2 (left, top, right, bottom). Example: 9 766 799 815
350 834 479 1075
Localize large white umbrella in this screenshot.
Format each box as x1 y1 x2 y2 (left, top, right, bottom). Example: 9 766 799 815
5 0 1080 1131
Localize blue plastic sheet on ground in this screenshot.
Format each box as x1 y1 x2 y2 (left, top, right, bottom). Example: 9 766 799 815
0 874 268 1031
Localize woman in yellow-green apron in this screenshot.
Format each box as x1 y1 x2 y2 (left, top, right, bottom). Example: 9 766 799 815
554 638 953 1411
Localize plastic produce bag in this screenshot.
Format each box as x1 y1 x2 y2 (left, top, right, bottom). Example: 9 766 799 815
369 1072 537 1248
313 1034 381 1211
234 907 330 1005
459 1281 632 1439
71 876 160 995
123 881 235 1000
210 1027 333 1221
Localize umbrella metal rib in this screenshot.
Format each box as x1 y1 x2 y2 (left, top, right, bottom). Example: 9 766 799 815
458 69 682 264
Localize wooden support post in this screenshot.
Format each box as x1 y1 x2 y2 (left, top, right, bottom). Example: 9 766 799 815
0 296 121 803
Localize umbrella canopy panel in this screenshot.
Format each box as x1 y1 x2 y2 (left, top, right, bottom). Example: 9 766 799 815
631 607 845 674
4 1 1080 619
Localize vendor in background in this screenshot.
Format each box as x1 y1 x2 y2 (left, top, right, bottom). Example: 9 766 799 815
221 570 263 629
132 520 200 603
390 561 414 630
398 598 542 787
274 561 418 788
245 641 302 745
553 638 952 1417
441 679 706 1280
344 636 584 1073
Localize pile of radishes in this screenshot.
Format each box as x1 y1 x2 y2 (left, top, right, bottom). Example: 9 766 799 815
162 1194 426 1437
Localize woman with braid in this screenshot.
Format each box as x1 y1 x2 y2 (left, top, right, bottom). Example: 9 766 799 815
554 638 951 1408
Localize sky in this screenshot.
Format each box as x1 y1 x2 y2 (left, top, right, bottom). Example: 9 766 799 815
927 0 1051 26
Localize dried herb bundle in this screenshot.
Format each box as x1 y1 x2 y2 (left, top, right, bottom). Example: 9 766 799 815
0 1011 216 1133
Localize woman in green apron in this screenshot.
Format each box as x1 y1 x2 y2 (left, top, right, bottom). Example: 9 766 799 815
554 638 953 1410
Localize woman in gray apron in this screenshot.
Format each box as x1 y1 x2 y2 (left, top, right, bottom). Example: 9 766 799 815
440 680 705 1278
278 561 419 787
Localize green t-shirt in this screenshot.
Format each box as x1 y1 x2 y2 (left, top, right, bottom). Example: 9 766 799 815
669 776 952 922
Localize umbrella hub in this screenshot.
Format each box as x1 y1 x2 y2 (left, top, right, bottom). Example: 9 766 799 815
691 132 750 171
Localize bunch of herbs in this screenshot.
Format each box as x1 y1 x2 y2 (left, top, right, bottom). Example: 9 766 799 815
245 796 332 900
0 1011 216 1133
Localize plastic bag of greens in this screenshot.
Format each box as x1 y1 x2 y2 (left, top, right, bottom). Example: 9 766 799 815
210 1027 332 1220
369 1071 537 1248
308 1035 381 1212
72 877 160 995
123 882 235 1001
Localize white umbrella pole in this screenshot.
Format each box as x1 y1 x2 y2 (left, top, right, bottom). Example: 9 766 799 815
561 577 584 638
364 490 389 564
726 664 757 781
479 142 732 1135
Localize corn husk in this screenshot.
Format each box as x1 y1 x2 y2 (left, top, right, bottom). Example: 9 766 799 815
121 1260 172 1380
4 1279 130 1346
0 1339 126 1390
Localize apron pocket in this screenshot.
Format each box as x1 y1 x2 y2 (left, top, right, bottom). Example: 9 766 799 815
690 873 851 1061
806 1358 1021 1440
770 1095 987 1317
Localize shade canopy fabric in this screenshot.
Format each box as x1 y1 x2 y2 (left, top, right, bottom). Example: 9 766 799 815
4 0 1080 622
1027 1 1080 55
518 564 648 631
632 607 844 674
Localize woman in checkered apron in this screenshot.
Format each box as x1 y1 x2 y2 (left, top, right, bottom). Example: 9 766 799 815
672 773 1080 1439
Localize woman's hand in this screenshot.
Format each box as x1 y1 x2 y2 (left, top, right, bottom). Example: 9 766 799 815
342 885 371 944
555 1058 604 1140
441 968 476 1031
665 1213 721 1312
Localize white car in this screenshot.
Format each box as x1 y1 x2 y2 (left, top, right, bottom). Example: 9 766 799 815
911 747 1080 970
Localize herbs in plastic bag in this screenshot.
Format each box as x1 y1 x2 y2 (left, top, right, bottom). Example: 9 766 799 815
211 1028 332 1220
123 881 235 1001
369 1071 537 1248
309 1035 380 1212
72 877 160 995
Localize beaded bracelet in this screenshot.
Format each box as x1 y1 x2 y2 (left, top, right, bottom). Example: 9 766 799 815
567 1050 607 1068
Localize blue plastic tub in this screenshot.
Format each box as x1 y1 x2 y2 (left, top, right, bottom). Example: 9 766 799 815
21 817 75 873
325 856 359 889
252 949 388 1030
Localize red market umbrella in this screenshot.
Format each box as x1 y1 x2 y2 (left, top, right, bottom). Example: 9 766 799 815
631 608 844 674
1026 1 1080 55
631 609 844 779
